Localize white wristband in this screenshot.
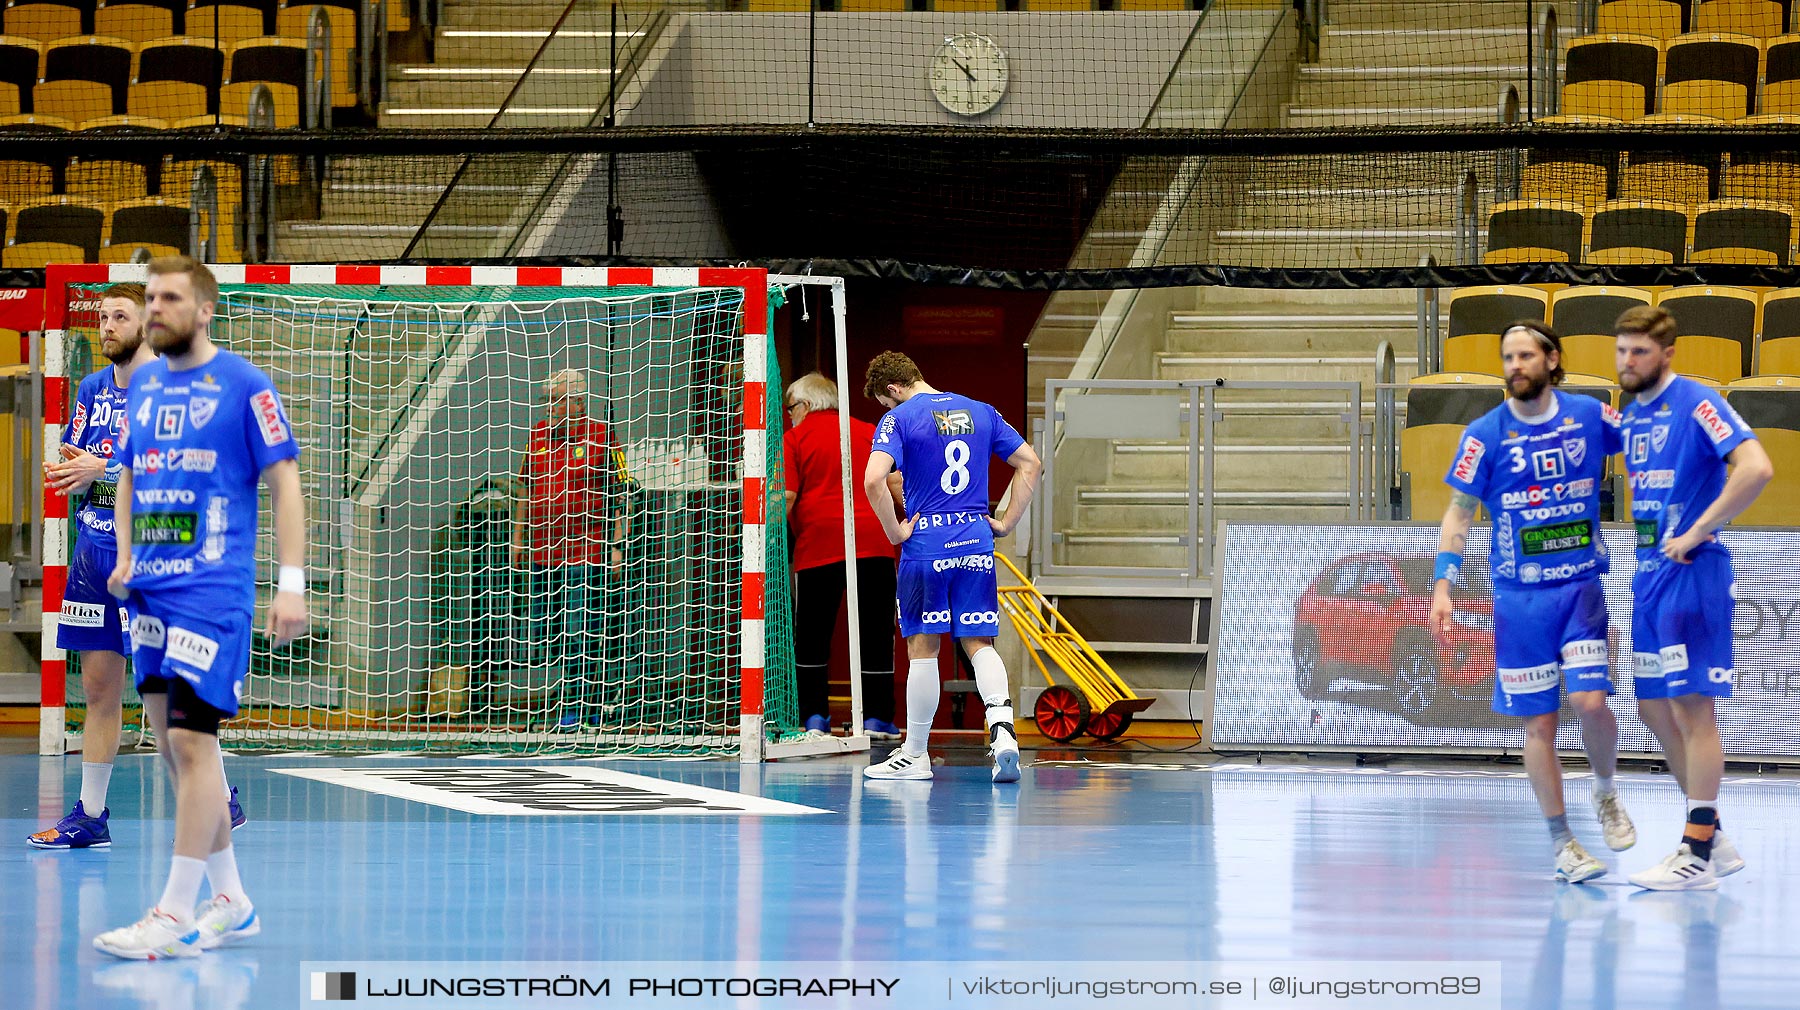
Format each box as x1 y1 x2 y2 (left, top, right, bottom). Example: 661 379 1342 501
277 565 306 595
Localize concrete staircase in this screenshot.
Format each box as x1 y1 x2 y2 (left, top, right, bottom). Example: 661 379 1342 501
1208 0 1575 268
274 0 668 261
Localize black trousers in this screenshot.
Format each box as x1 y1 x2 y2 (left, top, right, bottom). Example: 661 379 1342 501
794 556 897 723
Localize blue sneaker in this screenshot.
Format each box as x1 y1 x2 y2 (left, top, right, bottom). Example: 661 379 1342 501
863 718 901 740
228 787 246 831
27 800 112 849
803 714 831 734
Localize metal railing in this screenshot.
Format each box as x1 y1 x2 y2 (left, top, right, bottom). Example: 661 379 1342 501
1036 377 1369 583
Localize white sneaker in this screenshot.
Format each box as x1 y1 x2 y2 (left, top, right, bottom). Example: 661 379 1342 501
1629 844 1719 891
1554 838 1607 883
1594 790 1637 851
987 703 1021 784
990 727 1021 784
1711 831 1745 877
93 907 204 960
864 749 933 780
194 894 261 949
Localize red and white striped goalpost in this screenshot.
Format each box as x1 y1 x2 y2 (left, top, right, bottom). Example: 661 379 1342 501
37 263 773 760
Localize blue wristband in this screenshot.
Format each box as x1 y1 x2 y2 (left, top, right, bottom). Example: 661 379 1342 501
1434 551 1462 584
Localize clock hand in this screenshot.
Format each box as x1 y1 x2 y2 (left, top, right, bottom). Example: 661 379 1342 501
952 58 976 81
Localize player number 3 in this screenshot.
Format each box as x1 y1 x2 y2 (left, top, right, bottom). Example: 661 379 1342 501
941 439 971 494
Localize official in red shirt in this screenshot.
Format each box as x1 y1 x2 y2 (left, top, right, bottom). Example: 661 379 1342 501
782 372 900 737
513 368 628 730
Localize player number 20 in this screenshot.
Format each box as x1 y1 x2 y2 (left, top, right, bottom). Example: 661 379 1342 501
941 439 971 494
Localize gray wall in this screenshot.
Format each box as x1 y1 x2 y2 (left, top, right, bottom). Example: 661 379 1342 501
627 12 1202 128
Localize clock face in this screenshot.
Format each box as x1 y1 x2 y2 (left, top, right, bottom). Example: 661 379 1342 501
930 33 1008 117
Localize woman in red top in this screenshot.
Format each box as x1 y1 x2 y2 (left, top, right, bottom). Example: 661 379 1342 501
782 372 900 736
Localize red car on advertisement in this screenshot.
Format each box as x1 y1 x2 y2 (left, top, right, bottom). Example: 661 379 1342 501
1291 552 1495 722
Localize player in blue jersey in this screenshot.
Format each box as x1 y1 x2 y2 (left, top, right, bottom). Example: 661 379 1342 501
1613 305 1772 891
92 257 309 959
1429 321 1636 883
858 351 1041 783
28 283 249 852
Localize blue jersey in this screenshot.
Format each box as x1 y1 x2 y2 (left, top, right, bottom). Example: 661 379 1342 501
1443 390 1623 588
117 350 299 604
64 367 131 546
872 391 1025 561
1621 375 1755 576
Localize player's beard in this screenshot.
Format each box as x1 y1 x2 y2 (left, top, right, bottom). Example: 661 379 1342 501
101 327 143 365
1508 369 1549 402
148 319 194 358
1618 361 1666 394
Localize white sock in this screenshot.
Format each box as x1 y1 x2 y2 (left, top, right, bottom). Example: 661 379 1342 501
206 846 248 906
80 762 113 814
158 856 207 921
1687 795 1718 813
1593 772 1615 797
903 658 939 756
968 646 1011 709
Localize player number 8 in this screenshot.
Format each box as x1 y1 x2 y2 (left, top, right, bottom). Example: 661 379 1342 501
941 439 971 494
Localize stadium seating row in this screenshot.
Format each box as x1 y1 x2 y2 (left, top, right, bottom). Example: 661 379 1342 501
1 0 358 44
1562 31 1800 119
1486 197 1797 266
1598 0 1794 39
1444 284 1800 382
0 34 314 125
0 154 244 262
1518 150 1800 209
0 196 202 265
1403 370 1800 525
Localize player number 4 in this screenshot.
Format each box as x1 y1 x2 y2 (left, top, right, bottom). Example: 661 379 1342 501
941 439 971 494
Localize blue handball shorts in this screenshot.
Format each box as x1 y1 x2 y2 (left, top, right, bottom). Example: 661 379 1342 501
56 536 129 654
124 589 255 717
1633 549 1736 701
897 554 1000 639
1491 576 1614 717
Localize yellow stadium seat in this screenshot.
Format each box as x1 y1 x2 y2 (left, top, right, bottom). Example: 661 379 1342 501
187 4 270 45
1692 198 1795 264
2 239 86 267
1522 159 1610 205
934 0 1002 8
1663 32 1761 118
1756 288 1800 373
1657 285 1760 382
3 4 82 41
1660 80 1749 119
1590 199 1690 263
1693 0 1785 38
31 79 115 122
0 158 52 202
0 112 74 128
220 80 298 127
79 114 171 128
65 157 149 201
93 4 175 41
1618 157 1712 205
1562 34 1661 118
1402 374 1506 521
1552 285 1655 376
98 240 179 262
1487 199 1587 262
129 80 211 121
1598 0 1685 38
1444 286 1550 374
1722 384 1800 525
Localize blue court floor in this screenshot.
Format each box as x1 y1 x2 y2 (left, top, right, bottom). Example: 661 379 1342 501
2 747 1797 1010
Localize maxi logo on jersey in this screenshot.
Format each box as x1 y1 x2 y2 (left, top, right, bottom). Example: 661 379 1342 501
1451 437 1485 482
